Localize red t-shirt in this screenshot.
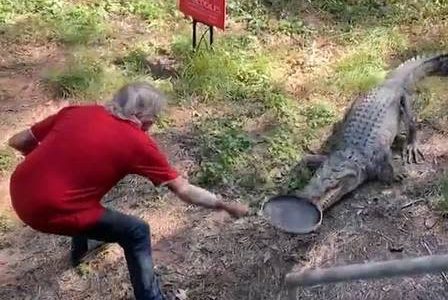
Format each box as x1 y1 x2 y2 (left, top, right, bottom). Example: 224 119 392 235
9 105 179 235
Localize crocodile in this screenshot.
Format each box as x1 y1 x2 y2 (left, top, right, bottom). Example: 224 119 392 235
293 53 448 215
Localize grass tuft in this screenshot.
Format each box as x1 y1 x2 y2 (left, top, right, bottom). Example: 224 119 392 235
117 48 152 76
0 213 14 233
437 174 448 216
172 35 270 103
331 27 408 94
414 77 448 132
0 149 15 174
0 1 109 45
44 50 127 100
194 117 253 187
53 4 108 45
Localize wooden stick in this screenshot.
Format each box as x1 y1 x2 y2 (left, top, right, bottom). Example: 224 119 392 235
285 254 448 288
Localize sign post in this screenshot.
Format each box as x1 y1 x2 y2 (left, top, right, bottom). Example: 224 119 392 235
179 0 226 49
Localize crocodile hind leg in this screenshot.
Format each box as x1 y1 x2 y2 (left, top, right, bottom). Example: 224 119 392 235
400 94 424 164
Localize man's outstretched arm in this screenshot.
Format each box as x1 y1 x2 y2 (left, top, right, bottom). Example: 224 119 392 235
166 177 249 218
8 129 38 156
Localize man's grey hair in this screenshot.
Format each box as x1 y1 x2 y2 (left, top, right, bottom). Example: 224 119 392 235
104 82 167 127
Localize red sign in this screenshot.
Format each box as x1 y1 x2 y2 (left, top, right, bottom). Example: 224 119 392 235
179 0 226 30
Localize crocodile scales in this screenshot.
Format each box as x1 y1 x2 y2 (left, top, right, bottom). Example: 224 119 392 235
293 53 448 218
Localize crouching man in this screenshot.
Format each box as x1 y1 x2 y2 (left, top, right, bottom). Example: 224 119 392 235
8 82 249 300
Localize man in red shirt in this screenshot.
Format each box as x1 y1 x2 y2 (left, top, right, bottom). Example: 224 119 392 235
8 82 248 300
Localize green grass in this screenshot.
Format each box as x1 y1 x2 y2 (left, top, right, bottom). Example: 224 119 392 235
310 0 448 27
172 35 271 103
0 0 110 45
331 27 409 94
0 213 14 233
437 174 448 216
414 77 448 132
117 48 152 76
194 117 253 187
52 4 108 45
189 87 336 193
0 149 15 174
121 0 177 22
44 50 127 100
0 0 178 45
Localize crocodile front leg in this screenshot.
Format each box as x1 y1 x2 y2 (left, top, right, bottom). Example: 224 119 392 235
292 154 328 175
301 154 328 170
400 94 424 164
376 151 407 184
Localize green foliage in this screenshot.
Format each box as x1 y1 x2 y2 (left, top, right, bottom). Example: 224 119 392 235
0 213 14 233
390 1 448 24
227 0 270 33
124 0 174 21
52 4 108 45
276 17 312 36
0 149 14 173
173 35 270 103
94 0 176 21
313 0 390 25
414 77 448 132
437 174 448 216
44 51 126 100
0 15 53 43
195 117 253 186
302 101 336 130
227 0 314 36
0 0 108 45
311 0 448 27
331 27 408 93
76 262 93 277
0 0 64 23
117 48 151 76
0 0 178 45
191 89 335 191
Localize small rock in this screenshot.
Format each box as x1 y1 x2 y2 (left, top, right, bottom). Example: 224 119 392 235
263 251 271 263
424 217 438 229
389 244 404 252
174 289 188 300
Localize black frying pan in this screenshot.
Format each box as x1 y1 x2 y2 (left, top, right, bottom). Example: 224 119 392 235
262 195 322 234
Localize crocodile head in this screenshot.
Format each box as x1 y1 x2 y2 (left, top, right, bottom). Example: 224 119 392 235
298 149 367 211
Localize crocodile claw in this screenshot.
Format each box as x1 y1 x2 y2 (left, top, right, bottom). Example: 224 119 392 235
402 143 424 164
394 172 408 182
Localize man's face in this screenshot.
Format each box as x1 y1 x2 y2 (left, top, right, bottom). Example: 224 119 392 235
141 119 154 131
137 111 157 131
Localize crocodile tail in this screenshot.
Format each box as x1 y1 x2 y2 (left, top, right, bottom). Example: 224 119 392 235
388 52 448 90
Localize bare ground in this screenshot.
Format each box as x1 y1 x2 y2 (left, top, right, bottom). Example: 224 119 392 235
2 34 448 300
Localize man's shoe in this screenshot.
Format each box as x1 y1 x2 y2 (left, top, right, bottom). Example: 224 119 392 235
71 239 108 267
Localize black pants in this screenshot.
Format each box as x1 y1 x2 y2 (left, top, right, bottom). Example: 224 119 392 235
72 209 165 300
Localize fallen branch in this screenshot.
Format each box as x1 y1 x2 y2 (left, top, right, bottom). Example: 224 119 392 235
400 199 425 209
285 254 448 289
421 241 448 285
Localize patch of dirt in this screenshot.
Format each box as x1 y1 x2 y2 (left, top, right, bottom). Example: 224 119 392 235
0 42 68 147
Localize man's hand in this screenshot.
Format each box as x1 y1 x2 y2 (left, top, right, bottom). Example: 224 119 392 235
8 129 38 156
218 201 249 218
166 177 249 218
